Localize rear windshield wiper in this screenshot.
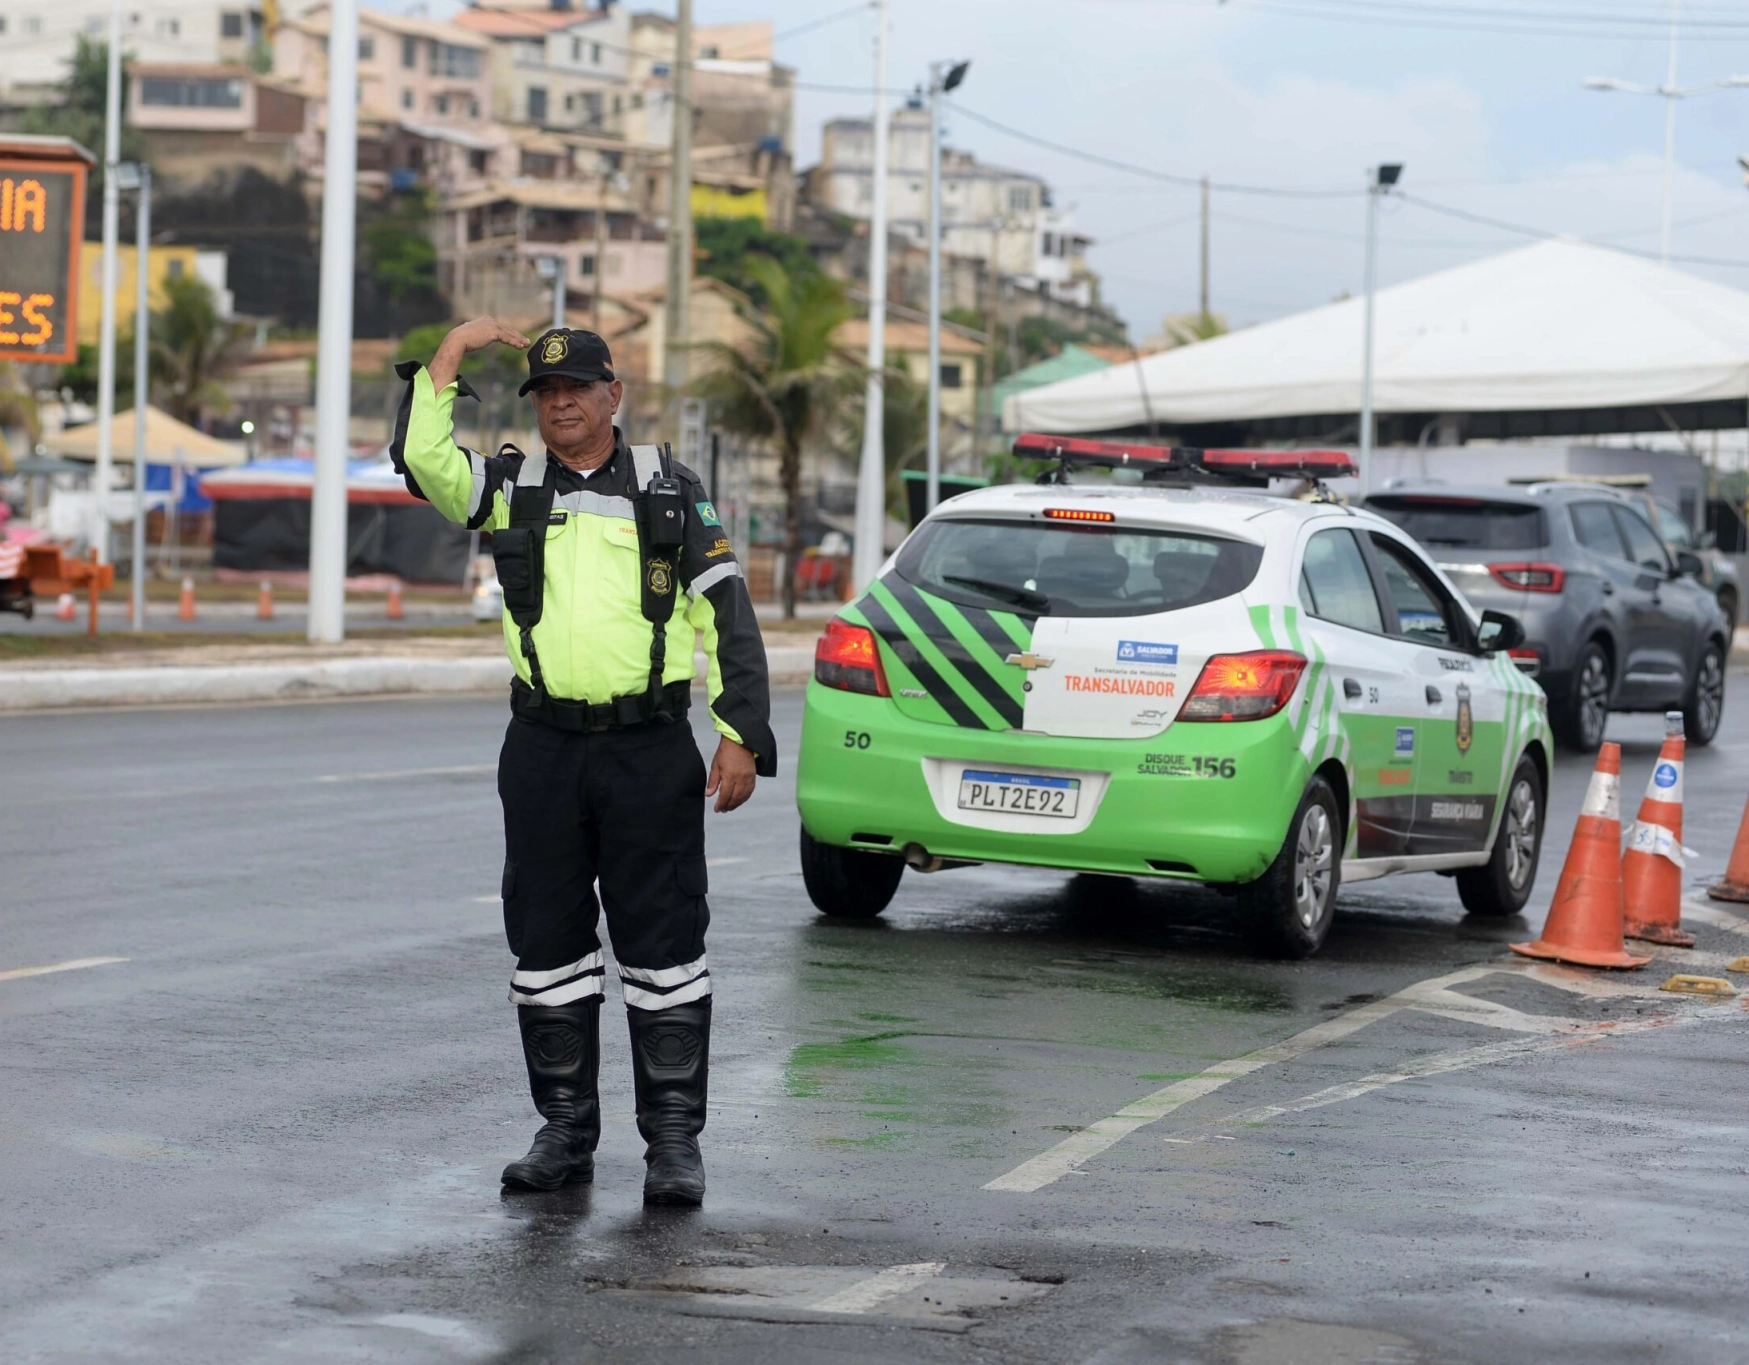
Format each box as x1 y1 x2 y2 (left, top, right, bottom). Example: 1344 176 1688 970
942 574 1050 612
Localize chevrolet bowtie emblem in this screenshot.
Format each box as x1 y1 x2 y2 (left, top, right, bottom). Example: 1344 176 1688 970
1005 652 1054 670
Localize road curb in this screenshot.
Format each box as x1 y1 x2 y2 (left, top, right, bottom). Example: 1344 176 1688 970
0 646 816 712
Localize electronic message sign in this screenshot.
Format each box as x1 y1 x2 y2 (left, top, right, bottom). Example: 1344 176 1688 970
0 149 88 366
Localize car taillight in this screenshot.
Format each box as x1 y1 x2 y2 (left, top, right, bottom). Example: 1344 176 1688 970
1489 562 1564 593
1179 650 1307 722
815 619 890 697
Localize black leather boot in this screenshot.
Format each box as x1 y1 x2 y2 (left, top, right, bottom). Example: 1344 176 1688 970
627 1000 710 1206
502 1000 600 1191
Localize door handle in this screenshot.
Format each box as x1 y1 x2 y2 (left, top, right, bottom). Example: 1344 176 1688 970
1425 685 1443 705
1344 677 1363 700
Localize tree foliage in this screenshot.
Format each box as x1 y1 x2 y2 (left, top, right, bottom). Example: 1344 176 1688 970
20 37 147 221
695 217 819 308
149 274 253 426
692 256 856 617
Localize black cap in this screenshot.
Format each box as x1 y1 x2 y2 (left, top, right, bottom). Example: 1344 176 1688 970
518 327 615 396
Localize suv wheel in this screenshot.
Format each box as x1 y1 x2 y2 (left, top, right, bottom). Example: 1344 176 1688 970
1239 776 1341 959
1553 642 1611 752
1457 755 1543 917
1682 641 1726 747
800 827 904 919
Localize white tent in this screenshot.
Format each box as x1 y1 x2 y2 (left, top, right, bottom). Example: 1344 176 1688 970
1005 239 1749 436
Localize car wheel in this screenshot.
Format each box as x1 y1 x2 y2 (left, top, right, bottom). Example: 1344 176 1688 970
1457 755 1544 918
1718 587 1738 640
1238 776 1341 959
1682 641 1726 747
800 826 904 919
1552 642 1611 752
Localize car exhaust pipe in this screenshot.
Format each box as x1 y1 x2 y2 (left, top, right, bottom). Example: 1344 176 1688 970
901 843 981 874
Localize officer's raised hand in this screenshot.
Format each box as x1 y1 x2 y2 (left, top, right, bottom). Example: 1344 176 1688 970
707 737 757 813
429 316 532 391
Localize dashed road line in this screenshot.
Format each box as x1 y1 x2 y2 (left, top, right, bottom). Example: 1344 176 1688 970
315 764 495 783
808 1262 946 1315
0 956 128 983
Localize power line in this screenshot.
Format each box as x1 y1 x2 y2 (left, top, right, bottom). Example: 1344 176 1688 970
774 2 872 43
1397 191 1749 266
1108 0 1749 40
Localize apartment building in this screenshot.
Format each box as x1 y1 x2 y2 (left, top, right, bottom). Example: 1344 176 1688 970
450 4 630 135
0 0 264 103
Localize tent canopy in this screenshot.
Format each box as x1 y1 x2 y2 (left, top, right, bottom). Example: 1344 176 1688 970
1005 239 1749 443
49 407 247 466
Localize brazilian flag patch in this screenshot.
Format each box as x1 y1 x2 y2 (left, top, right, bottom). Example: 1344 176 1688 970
696 501 721 527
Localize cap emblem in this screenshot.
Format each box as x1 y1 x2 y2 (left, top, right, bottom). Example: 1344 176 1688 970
540 333 568 365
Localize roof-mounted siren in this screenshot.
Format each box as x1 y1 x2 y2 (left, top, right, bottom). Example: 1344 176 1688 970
1013 433 1355 490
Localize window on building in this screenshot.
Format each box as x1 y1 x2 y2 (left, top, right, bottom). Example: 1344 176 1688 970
630 92 643 109
939 363 962 389
434 94 449 115
0 16 8 33
400 88 413 110
86 15 103 33
140 76 244 108
1007 185 1033 212
698 44 718 57
591 42 600 63
220 11 243 37
358 35 374 60
402 35 417 68
167 258 185 279
22 15 41 34
429 43 481 79
612 94 621 114
564 93 575 112
580 254 595 276
571 37 581 62
527 86 548 123
469 149 487 173
469 97 479 118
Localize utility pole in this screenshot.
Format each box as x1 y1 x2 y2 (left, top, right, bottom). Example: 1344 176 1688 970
93 0 122 564
925 59 969 515
307 0 360 643
851 0 890 591
1198 174 1210 322
1359 163 1403 496
662 0 693 434
1584 2 1749 266
552 258 566 330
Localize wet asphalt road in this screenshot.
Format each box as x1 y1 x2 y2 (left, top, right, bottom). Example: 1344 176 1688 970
4 680 1749 1364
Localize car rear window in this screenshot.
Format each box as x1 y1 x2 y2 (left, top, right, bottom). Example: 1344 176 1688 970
1367 496 1546 551
894 518 1264 618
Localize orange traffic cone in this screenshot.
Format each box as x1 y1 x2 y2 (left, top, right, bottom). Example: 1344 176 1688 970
1623 712 1695 947
54 593 76 622
1512 742 1650 969
178 576 196 621
256 580 274 620
1709 791 1749 904
386 580 404 621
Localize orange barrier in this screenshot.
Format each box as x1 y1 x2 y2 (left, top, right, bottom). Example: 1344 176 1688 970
386 580 404 621
178 576 196 622
1624 713 1695 946
54 593 75 622
1512 742 1650 969
1709 792 1749 904
256 581 274 620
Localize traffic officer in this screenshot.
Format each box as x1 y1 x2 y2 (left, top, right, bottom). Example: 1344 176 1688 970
390 316 775 1206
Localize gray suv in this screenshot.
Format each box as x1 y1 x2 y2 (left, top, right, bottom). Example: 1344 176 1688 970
1366 484 1729 751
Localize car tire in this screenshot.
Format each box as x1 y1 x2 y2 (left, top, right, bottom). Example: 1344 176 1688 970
1456 754 1543 918
1717 587 1738 641
1238 776 1341 960
800 826 904 919
1552 641 1611 752
1682 640 1726 747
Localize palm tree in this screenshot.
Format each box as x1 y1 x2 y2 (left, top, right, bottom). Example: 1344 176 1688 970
0 361 41 473
150 274 253 427
693 256 855 618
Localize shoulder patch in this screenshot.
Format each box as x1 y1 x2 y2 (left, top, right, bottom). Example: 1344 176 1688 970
695 500 721 528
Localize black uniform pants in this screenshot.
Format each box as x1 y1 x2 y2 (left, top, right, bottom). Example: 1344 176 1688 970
498 713 711 1011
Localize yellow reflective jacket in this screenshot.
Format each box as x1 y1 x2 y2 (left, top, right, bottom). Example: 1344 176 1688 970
395 366 775 772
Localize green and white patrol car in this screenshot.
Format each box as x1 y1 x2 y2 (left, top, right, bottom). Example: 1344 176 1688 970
796 437 1554 957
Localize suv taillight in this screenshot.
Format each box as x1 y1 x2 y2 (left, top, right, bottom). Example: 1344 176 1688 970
815 619 890 697
1179 650 1307 722
1489 562 1564 593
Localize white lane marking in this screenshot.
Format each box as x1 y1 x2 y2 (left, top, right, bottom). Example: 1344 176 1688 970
706 857 747 868
982 966 1496 1193
315 764 494 783
0 956 128 983
808 1262 946 1315
1683 900 1749 938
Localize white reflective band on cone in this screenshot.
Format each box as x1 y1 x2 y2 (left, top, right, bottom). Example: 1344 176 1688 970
1641 759 1684 806
1626 821 1685 866
1581 770 1620 821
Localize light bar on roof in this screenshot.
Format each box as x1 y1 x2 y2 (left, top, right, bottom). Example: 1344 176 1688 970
1202 448 1356 478
1013 433 1355 482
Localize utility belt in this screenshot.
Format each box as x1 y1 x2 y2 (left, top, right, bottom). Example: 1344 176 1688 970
510 677 692 733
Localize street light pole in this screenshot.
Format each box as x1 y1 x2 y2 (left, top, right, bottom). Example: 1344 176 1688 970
552 257 566 330
924 59 968 516
851 0 890 592
93 0 123 564
308 0 360 644
662 0 693 434
1358 163 1402 495
130 165 150 631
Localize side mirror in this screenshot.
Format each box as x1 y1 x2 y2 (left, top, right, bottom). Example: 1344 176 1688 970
1674 549 1705 578
1477 609 1524 653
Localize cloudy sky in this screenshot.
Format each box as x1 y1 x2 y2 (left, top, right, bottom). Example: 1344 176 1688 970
695 0 1749 338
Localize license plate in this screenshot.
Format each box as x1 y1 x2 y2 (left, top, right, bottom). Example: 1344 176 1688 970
957 770 1080 818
